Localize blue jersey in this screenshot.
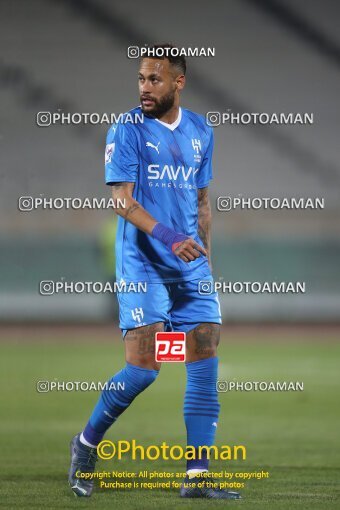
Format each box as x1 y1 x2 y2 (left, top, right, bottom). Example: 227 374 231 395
105 106 214 283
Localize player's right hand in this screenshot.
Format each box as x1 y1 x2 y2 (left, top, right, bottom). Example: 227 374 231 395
172 238 207 262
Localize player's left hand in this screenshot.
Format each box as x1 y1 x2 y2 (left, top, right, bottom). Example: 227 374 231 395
172 238 207 262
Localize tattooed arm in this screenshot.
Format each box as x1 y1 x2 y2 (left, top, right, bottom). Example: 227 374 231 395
111 182 207 263
198 187 212 269
111 182 157 234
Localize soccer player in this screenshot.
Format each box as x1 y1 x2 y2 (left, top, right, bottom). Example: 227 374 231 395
68 44 241 500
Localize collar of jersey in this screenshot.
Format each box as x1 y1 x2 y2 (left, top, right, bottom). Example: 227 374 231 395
154 107 182 131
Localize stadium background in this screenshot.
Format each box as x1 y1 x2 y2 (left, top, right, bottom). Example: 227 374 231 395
1 1 339 509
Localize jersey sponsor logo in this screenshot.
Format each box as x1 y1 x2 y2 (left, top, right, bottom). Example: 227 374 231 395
146 141 160 154
105 143 115 163
148 164 199 181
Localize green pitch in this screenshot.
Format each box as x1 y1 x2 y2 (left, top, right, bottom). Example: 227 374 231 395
1 331 340 509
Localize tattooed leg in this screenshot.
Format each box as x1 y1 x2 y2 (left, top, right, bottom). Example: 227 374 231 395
185 323 220 362
125 322 164 370
183 323 221 476
80 323 163 448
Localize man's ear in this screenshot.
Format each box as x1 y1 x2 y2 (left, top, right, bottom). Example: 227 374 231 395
176 74 186 91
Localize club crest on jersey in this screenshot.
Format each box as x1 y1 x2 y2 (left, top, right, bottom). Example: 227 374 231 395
146 141 160 154
192 138 202 163
131 307 145 325
105 143 115 163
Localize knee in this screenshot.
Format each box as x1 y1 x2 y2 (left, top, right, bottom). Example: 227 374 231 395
126 353 161 371
187 323 220 361
141 365 160 388
125 362 160 390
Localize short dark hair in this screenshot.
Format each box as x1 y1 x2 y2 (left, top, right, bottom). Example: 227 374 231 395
141 43 186 75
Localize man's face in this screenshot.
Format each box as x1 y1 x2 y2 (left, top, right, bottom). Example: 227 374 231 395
138 58 178 117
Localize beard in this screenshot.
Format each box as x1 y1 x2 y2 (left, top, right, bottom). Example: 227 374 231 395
140 90 175 118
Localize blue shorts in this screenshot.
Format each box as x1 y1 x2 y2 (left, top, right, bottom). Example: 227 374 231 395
117 275 222 337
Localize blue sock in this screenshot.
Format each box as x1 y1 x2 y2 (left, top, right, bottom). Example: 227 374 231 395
184 357 220 471
83 363 159 446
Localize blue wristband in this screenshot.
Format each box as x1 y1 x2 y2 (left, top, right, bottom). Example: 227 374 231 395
151 223 188 252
